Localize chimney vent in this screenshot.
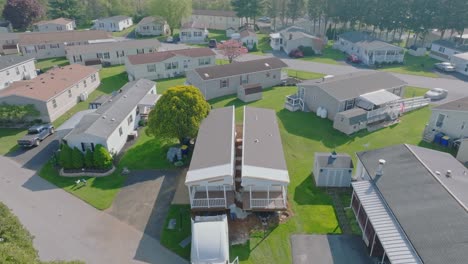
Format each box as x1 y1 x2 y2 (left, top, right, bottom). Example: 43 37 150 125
446 170 452 178
376 159 386 176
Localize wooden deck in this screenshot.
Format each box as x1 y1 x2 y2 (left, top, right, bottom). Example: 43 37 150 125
191 191 235 210
242 191 287 211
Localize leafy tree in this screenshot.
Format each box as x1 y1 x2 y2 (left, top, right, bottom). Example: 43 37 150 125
217 39 248 63
231 0 264 24
84 148 94 169
59 144 73 169
93 144 113 170
2 0 45 30
287 0 304 24
150 0 191 34
0 103 40 123
71 147 84 169
48 0 85 24
147 85 210 143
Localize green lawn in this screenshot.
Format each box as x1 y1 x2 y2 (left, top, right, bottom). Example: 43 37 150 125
0 128 26 155
380 53 439 77
249 33 272 55
156 77 186 94
299 43 347 65
284 68 325 80
160 205 192 260
112 25 137 37
404 86 429 98
35 57 69 71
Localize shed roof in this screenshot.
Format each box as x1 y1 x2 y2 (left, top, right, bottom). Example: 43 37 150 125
300 71 406 101
433 96 468 112
336 108 368 125
194 58 287 80
339 31 403 51
18 30 111 45
242 107 289 183
192 9 237 17
0 55 34 71
137 16 166 26
239 29 257 39
65 39 161 54
0 64 98 101
356 144 468 264
64 79 156 140
315 152 353 169
186 107 235 185
242 83 262 95
191 215 229 263
127 47 215 65
34 17 73 26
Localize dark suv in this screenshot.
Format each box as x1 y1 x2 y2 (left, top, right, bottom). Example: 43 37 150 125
208 39 217 48
17 124 54 147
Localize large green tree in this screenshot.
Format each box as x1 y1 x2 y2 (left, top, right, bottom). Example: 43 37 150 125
287 0 304 24
2 0 45 30
147 85 210 143
150 0 191 33
48 0 85 23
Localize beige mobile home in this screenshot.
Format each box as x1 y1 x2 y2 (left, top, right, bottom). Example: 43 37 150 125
135 16 170 36
184 9 241 30
33 18 75 32
93 16 133 32
0 55 37 90
423 97 468 141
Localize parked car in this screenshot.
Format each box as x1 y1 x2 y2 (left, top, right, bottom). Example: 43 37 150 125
346 54 361 63
289 49 304 58
208 39 217 48
434 62 455 72
424 88 448 101
17 124 54 147
258 17 271 23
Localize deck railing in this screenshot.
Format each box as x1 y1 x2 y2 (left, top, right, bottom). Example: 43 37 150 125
191 198 226 208
250 198 286 209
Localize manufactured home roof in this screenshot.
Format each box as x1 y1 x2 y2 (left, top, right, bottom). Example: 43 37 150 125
192 9 237 17
315 152 353 169
432 39 468 52
433 96 468 112
34 17 73 26
300 71 406 101
64 79 156 140
339 31 403 50
186 107 235 184
18 30 111 45
0 64 97 101
0 55 34 71
239 29 256 39
127 47 215 65
242 107 289 183
452 52 468 60
356 144 468 264
137 16 166 26
65 39 160 54
98 15 131 22
191 215 229 264
194 58 287 80
181 21 207 30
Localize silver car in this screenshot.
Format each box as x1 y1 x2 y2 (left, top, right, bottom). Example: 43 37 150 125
434 62 455 72
424 88 448 100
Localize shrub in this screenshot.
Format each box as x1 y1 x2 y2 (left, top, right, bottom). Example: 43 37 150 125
58 144 73 169
250 42 258 52
84 148 94 168
93 144 113 169
298 46 315 56
138 119 147 127
71 147 84 169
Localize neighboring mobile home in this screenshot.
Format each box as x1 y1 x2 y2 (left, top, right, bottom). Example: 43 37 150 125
0 64 100 122
0 33 20 55
18 30 113 59
33 18 75 32
430 38 468 61
0 55 37 90
334 32 405 65
93 16 133 32
186 57 287 100
239 29 258 50
184 9 241 30
352 144 468 264
180 21 209 43
241 106 290 211
185 106 235 211
270 26 325 55
135 16 170 36
125 47 216 81
0 20 13 33
63 79 157 155
450 52 468 76
66 39 161 66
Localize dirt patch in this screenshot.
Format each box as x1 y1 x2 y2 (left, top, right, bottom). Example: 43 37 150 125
228 212 281 245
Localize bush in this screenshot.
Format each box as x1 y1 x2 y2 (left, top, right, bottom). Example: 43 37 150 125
84 148 94 168
93 144 113 169
250 42 258 52
298 46 315 56
138 119 147 127
0 103 40 124
71 147 84 169
58 144 73 169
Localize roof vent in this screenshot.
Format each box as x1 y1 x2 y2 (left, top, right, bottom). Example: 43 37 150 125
376 159 386 176
435 171 441 176
204 73 209 78
264 63 270 67
111 118 115 121
446 170 452 178
102 115 106 119
254 139 260 143
123 95 127 98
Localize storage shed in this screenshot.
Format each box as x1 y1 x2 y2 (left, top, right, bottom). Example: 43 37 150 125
313 152 353 187
237 83 262 102
191 215 230 264
333 108 368 135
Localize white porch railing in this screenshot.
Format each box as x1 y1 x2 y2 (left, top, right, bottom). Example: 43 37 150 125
231 256 239 264
284 94 304 112
250 198 285 208
191 198 226 208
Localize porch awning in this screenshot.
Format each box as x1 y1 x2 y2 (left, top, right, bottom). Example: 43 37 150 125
357 89 400 110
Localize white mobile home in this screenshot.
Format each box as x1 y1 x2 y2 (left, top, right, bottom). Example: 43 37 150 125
185 9 241 30
135 16 170 36
450 52 468 76
93 16 133 32
180 21 209 43
430 39 468 61
0 55 37 90
33 18 75 32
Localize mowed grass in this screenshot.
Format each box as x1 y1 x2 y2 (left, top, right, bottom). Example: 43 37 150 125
35 57 69 71
404 86 429 98
380 53 439 77
284 68 325 80
160 205 192 260
0 128 26 155
112 25 137 37
300 42 347 65
249 33 273 55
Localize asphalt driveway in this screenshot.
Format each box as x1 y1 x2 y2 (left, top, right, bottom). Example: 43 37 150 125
291 234 372 264
107 169 182 240
6 134 59 170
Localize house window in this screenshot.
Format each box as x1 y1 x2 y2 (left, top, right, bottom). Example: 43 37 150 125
127 115 133 125
103 52 110 59
23 65 26 72
240 75 248 84
68 89 72 98
137 49 144 54
147 64 156 72
15 67 19 75
116 50 124 57
198 58 211 65
119 126 123 136
436 114 445 128
344 99 355 110
165 62 178 70
52 99 57 108
6 70 9 76
38 45 46 50
97 53 103 59
83 80 87 88
181 32 187 36
220 79 228 88
266 71 270 77
438 46 445 53
91 74 97 82
194 31 202 37
50 44 59 48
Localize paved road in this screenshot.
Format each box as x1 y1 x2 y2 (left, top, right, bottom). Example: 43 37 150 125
6 134 58 170
0 156 188 264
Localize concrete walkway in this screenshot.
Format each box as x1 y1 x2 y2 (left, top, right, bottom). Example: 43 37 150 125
0 156 187 264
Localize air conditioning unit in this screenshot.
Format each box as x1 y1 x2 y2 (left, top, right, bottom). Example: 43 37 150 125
23 73 31 80
80 92 88 101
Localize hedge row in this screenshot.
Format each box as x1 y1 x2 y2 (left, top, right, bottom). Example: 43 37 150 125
58 144 113 170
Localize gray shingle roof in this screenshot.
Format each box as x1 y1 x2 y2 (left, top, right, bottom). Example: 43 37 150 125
356 144 468 264
432 39 468 52
193 58 287 80
300 71 406 101
65 79 155 139
339 31 403 50
65 39 161 54
0 55 34 71
315 152 353 169
433 96 468 112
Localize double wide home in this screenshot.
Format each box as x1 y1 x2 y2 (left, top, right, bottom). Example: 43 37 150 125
334 32 404 65
186 57 287 100
184 9 240 30
0 64 100 122
66 39 161 66
93 16 133 32
33 18 75 32
270 26 325 55
450 52 468 76
180 21 209 43
63 79 157 155
185 106 289 212
0 33 20 55
125 47 216 81
0 55 37 89
430 37 468 61
19 30 112 59
135 16 170 36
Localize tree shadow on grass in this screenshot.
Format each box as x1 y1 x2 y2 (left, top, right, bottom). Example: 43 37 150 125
97 69 129 94
293 174 334 206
